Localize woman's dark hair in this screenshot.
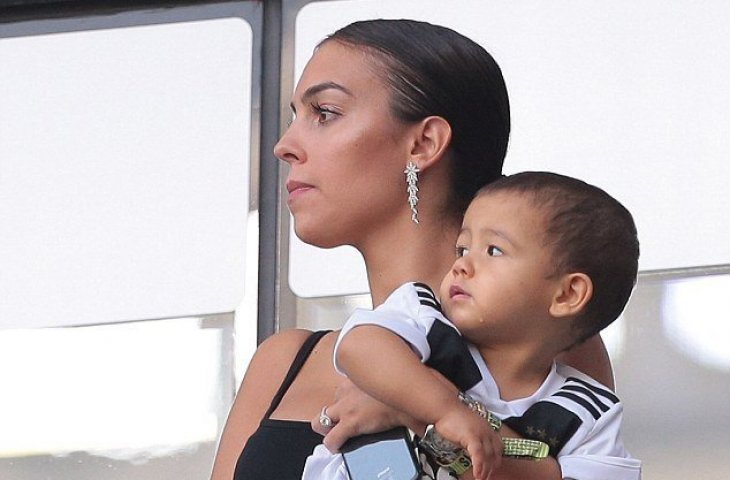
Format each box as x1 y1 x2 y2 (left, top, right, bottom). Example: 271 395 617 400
478 172 640 346
324 19 510 217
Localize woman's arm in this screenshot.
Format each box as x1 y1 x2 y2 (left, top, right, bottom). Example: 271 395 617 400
209 329 313 480
558 334 614 389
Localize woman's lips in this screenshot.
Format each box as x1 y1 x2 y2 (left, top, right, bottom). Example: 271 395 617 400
286 180 314 202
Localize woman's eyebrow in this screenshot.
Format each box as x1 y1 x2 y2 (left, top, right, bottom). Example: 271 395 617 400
301 81 353 102
289 81 354 113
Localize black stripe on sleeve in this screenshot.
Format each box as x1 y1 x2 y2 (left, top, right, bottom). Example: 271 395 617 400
413 282 435 295
414 283 442 312
561 385 610 413
418 298 441 311
553 391 601 420
566 377 620 403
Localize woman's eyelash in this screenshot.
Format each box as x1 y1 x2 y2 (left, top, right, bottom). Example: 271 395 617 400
310 103 338 123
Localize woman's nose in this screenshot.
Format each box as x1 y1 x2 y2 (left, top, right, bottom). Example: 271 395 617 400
273 123 304 165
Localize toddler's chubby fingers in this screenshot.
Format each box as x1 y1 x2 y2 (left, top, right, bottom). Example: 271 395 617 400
463 436 489 480
467 432 505 480
485 435 503 477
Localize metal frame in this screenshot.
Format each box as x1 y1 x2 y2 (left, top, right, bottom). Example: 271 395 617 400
0 0 222 23
256 0 283 342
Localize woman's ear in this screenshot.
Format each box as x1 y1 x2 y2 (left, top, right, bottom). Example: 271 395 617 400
408 116 452 172
549 273 593 318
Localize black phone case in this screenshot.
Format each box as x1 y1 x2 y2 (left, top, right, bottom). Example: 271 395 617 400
341 427 420 480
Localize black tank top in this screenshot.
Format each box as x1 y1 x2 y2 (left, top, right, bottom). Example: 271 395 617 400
233 330 330 480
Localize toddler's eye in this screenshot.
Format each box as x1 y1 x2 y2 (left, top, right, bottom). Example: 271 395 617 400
487 245 503 257
455 246 469 257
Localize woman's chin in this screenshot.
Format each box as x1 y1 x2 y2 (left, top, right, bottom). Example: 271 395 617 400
293 223 342 249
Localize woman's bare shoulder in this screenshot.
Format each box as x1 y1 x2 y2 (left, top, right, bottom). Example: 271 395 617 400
211 329 328 480
243 328 341 396
228 329 319 422
247 328 319 379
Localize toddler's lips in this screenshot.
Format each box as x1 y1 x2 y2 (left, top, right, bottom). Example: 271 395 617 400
449 285 469 299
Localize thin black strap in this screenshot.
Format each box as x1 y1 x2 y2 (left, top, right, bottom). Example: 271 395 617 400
263 330 332 419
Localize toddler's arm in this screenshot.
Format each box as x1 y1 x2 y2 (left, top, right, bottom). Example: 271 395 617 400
337 324 501 480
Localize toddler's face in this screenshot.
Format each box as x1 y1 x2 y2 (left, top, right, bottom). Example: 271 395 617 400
439 191 559 344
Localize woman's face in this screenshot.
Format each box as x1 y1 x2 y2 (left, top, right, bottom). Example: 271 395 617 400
274 40 414 248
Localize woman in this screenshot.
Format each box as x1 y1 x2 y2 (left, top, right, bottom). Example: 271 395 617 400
211 19 613 480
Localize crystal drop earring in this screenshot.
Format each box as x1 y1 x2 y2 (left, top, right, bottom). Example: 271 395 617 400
404 161 420 224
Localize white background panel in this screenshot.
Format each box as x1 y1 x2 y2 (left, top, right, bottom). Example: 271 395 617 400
0 18 253 328
288 0 730 298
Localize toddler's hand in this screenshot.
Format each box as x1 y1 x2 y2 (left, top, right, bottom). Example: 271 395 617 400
434 406 503 480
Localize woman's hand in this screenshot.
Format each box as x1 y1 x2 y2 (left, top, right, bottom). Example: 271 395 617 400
311 377 426 452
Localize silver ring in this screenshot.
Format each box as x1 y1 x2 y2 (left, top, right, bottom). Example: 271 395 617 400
319 406 334 428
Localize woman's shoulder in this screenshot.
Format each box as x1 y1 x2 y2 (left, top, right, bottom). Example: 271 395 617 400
259 327 317 348
243 329 339 420
239 329 335 415
250 328 337 374
252 328 318 365
209 329 335 480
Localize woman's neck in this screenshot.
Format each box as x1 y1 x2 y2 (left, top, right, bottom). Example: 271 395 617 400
360 216 459 307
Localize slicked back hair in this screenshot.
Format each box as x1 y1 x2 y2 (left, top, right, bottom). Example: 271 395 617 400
324 19 510 218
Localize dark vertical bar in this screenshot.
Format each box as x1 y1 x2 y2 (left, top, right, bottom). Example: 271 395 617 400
257 0 282 344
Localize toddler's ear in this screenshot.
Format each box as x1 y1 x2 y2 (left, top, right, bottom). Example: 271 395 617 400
549 273 593 318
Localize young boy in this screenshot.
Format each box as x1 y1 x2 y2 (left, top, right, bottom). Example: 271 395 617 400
303 171 642 480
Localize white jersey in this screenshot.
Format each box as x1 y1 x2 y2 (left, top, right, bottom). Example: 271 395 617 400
303 282 641 480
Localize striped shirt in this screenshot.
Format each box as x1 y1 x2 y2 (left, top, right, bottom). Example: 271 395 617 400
334 282 641 480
